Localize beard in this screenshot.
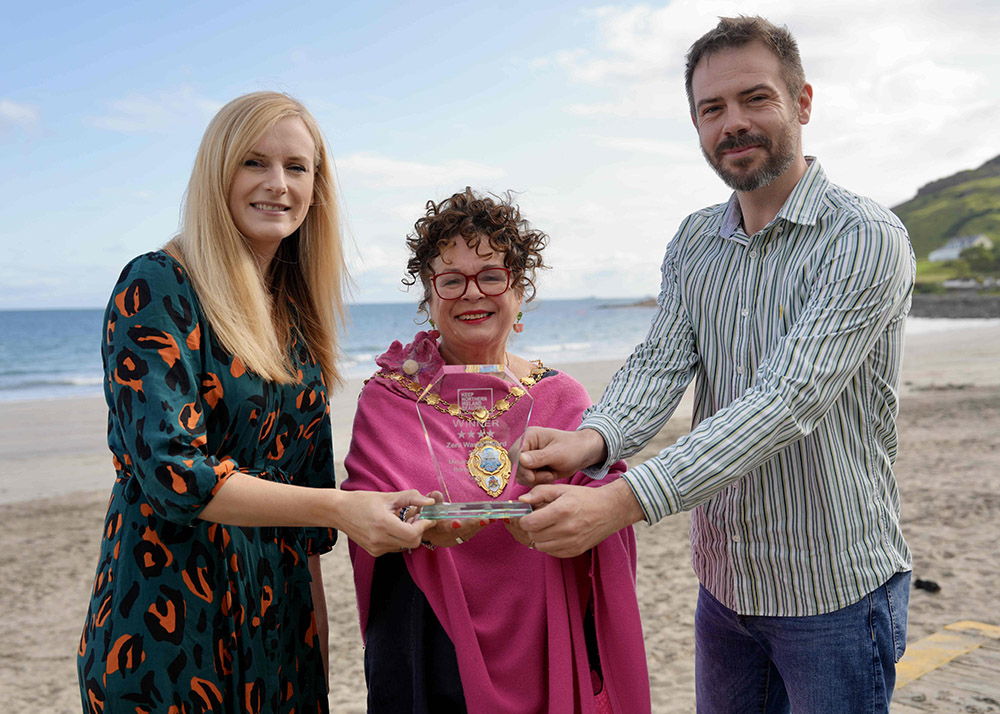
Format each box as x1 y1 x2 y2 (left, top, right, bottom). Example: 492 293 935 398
702 118 799 192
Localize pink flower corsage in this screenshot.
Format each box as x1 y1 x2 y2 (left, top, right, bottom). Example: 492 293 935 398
375 330 444 387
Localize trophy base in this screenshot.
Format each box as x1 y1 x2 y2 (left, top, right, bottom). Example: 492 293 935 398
418 501 533 520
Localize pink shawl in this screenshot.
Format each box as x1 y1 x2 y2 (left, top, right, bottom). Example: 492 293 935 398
342 333 650 714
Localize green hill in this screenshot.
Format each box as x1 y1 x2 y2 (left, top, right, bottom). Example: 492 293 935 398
891 154 1000 259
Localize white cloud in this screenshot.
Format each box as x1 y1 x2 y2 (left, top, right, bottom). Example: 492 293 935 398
556 1 755 84
589 135 697 160
336 152 506 189
345 234 409 272
0 99 39 128
88 87 223 133
544 0 1000 206
568 78 687 120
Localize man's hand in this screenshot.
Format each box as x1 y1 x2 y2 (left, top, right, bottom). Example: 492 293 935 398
517 427 608 486
503 516 534 548
517 478 644 558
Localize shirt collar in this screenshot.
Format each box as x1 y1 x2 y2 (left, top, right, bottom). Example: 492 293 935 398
718 158 828 242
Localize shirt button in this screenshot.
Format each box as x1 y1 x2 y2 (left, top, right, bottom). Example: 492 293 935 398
732 534 742 542
741 308 749 317
749 250 758 259
736 365 745 375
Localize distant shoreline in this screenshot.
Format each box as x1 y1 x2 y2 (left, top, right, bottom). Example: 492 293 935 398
607 293 1000 319
908 293 1000 319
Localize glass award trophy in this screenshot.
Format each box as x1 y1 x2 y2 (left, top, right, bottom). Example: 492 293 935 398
416 364 534 520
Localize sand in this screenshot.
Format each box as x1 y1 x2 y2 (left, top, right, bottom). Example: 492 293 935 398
1 324 997 713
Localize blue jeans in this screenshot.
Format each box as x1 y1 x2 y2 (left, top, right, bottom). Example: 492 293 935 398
695 571 910 713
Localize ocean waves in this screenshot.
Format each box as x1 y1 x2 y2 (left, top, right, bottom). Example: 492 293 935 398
3 304 992 402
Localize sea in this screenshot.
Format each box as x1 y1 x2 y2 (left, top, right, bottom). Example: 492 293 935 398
1 301 997 403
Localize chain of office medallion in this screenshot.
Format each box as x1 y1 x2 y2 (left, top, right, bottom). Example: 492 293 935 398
367 362 548 425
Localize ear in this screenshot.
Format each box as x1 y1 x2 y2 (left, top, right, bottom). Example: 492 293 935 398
797 83 813 126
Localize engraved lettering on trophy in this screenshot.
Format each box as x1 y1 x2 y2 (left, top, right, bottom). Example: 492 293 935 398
416 364 536 520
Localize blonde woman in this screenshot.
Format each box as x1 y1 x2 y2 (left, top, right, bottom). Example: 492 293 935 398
77 92 433 714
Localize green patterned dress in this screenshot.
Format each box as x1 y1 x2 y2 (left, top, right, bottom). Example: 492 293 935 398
78 251 335 714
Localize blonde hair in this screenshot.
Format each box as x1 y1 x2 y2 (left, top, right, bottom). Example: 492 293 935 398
167 91 347 387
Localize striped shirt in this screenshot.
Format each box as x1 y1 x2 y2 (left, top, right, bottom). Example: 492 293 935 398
581 159 914 616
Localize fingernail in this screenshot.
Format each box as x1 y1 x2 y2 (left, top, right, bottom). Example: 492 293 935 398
479 519 488 526
503 518 511 523
451 521 461 529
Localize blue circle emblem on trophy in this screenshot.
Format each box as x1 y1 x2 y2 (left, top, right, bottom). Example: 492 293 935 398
479 446 502 474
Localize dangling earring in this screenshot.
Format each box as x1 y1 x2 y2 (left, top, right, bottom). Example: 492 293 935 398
512 311 524 333
429 318 435 328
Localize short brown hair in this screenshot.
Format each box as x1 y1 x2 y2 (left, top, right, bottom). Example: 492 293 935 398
684 16 805 115
403 188 548 315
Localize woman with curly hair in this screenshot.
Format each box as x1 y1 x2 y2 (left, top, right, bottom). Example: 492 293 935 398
341 188 651 713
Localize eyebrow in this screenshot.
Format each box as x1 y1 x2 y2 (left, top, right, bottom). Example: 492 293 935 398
248 150 313 164
437 262 505 271
435 256 507 272
739 84 773 98
695 83 775 111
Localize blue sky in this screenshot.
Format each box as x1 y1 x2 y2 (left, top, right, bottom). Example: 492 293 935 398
3 0 999 308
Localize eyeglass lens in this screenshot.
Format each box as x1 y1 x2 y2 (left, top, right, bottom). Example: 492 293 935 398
434 269 509 299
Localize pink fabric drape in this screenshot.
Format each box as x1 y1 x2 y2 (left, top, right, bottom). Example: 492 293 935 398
342 333 651 714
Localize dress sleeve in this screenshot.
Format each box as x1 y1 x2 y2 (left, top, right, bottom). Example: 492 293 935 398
104 253 236 525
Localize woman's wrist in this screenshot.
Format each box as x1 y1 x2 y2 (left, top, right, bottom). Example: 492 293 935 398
322 487 353 532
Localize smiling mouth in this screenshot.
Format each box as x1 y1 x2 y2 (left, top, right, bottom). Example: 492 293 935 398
251 203 290 212
457 312 492 321
724 145 759 157
715 133 770 160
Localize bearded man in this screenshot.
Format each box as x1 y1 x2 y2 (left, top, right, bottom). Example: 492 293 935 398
517 15 915 713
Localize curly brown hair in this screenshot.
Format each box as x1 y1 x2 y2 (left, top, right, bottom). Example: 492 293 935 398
403 187 549 315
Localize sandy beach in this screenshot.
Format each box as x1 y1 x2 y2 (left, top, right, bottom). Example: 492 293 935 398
1 323 998 713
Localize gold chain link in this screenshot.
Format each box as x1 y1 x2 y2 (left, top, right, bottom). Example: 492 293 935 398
367 363 548 425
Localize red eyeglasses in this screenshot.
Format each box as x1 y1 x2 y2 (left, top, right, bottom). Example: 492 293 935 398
430 267 512 300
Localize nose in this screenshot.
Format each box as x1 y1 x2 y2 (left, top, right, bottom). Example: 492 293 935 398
461 276 486 300
722 104 751 136
263 165 288 195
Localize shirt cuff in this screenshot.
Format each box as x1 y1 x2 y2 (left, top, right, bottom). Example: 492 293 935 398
577 413 623 480
623 460 683 525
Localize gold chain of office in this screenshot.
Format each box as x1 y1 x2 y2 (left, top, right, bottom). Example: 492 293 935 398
368 362 549 424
